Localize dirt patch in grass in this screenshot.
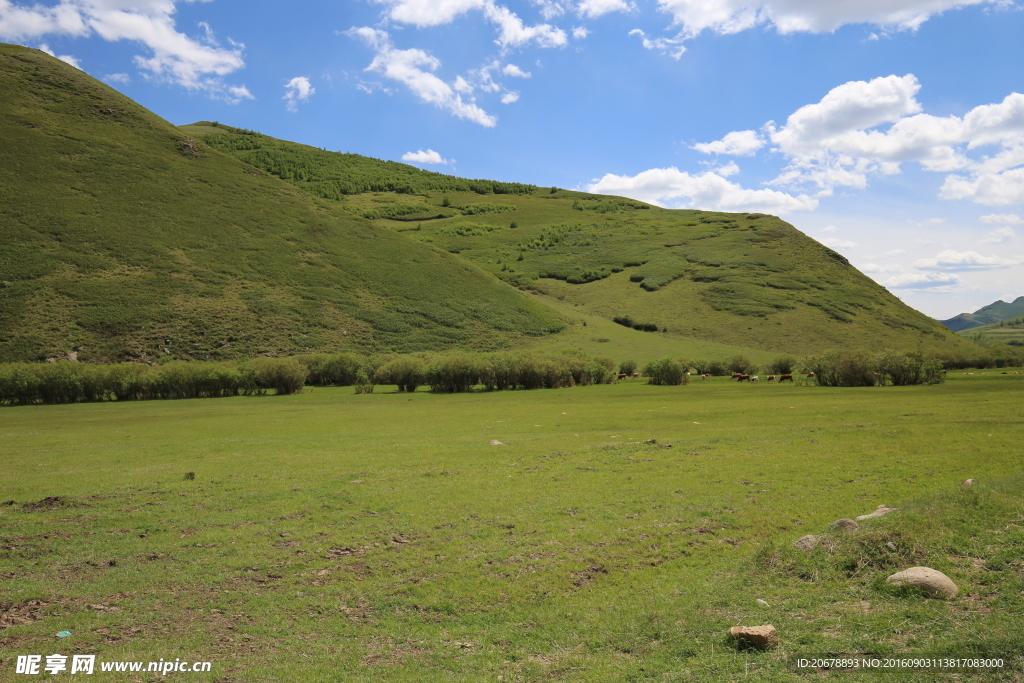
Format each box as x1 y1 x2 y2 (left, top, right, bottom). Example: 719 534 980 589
361 636 428 667
0 599 50 628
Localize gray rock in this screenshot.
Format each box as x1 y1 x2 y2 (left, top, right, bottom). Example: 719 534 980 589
793 535 819 551
886 567 959 599
489 440 504 446
961 478 976 486
856 505 898 521
829 518 860 531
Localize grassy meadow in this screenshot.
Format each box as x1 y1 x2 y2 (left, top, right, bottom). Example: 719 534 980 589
3 373 1023 681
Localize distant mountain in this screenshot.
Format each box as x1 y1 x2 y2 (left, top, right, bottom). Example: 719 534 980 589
940 297 1024 332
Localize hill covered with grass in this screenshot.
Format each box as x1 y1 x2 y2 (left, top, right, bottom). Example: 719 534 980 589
957 313 1024 346
191 123 972 356
941 296 1024 332
0 44 564 363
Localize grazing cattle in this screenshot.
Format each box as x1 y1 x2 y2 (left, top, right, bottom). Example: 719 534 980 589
632 372 640 378
766 375 775 382
806 372 815 378
736 374 751 382
618 373 627 380
750 375 759 382
731 373 744 379
700 374 709 380
779 374 794 382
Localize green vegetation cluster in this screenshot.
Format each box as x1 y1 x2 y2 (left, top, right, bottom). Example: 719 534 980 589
196 124 535 197
0 357 307 404
0 46 563 363
803 349 945 387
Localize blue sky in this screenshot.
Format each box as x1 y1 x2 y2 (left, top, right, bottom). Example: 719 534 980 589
2 0 1023 320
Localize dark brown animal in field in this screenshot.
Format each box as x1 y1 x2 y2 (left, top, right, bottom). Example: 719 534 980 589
767 375 775 382
632 372 640 378
778 374 794 382
731 373 744 379
618 373 627 380
806 372 815 378
736 374 751 382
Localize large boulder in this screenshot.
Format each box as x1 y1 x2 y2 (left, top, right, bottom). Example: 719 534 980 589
885 567 959 598
728 625 778 649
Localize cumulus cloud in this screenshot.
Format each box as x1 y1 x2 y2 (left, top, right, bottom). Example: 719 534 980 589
980 226 1016 244
628 28 685 59
501 91 519 104
402 148 449 164
0 0 249 98
374 0 566 48
914 249 1022 270
733 74 1024 204
502 63 530 77
654 0 998 38
980 213 1023 224
884 272 962 289
572 25 589 38
586 166 817 213
693 129 764 156
577 0 633 19
283 76 315 112
103 71 129 84
348 27 497 127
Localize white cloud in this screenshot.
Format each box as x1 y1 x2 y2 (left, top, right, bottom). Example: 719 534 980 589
375 0 568 47
0 0 249 98
502 63 530 77
402 148 449 164
37 42 80 68
716 161 740 177
821 237 858 248
572 25 589 38
586 166 817 213
693 129 764 156
283 76 315 113
653 0 999 38
578 0 632 19
980 226 1016 244
103 71 129 84
884 272 962 289
821 225 837 232
348 27 497 127
940 168 1024 206
860 262 904 273
628 28 685 59
501 91 519 104
979 213 1023 224
914 249 1022 270
882 249 906 257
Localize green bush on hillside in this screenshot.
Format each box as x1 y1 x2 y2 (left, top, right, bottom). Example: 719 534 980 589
642 358 688 386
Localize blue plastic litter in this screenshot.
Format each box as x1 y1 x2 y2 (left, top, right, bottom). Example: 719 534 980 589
56 631 72 638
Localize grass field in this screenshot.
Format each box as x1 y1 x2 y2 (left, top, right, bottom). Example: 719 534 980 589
3 373 1023 681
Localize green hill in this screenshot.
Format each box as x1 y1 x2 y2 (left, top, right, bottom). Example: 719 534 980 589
957 313 1024 346
190 123 973 357
0 44 564 363
941 296 1024 332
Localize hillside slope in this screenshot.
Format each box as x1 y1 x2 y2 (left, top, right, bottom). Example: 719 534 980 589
957 313 1024 345
0 45 564 362
941 296 1024 332
192 123 973 356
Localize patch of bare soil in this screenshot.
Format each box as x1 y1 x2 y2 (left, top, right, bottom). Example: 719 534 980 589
0 599 50 628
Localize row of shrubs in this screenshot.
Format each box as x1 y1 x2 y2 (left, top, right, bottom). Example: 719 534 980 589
298 350 617 393
0 358 308 405
0 351 618 405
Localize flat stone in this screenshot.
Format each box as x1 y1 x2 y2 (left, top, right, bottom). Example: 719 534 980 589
489 440 504 446
793 535 819 551
886 567 959 599
728 625 778 649
829 518 860 531
961 479 976 486
856 505 898 521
